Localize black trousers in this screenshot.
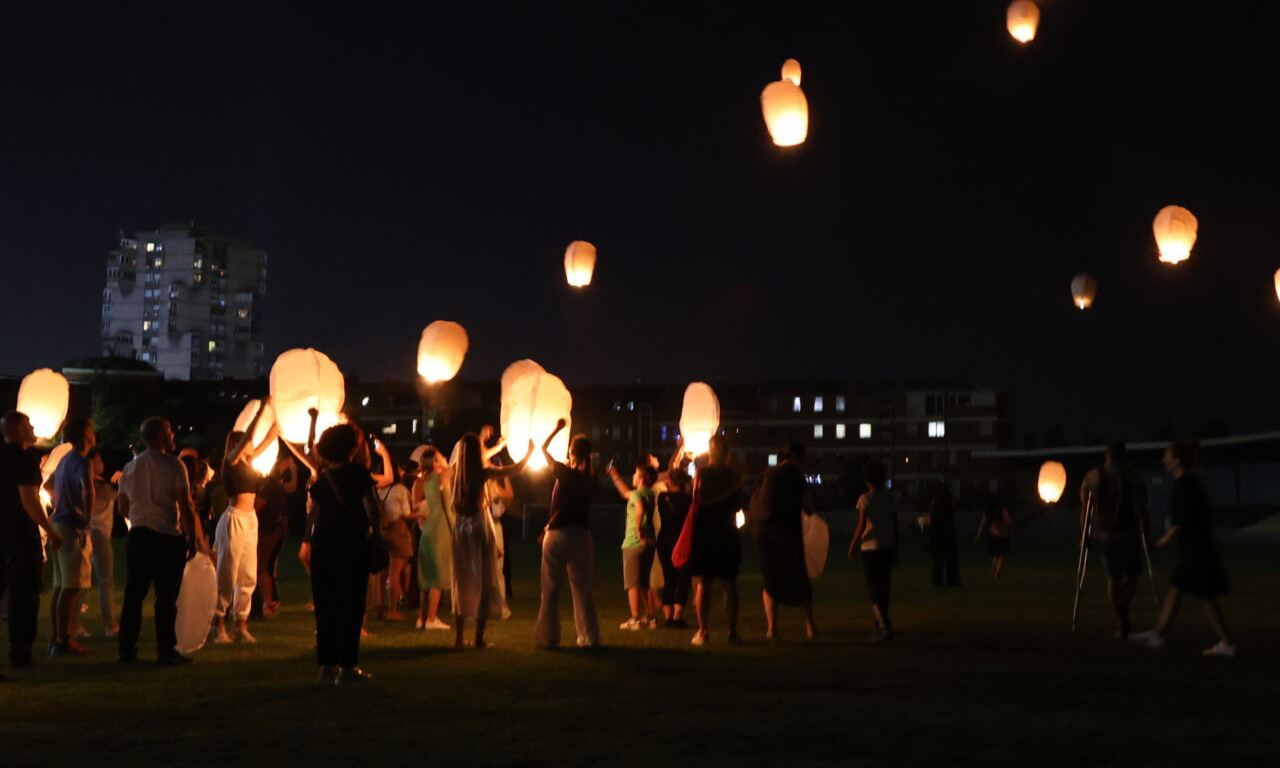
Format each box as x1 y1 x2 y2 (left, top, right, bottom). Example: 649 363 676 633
311 545 368 668
656 542 691 606
118 526 188 657
1 537 44 664
861 548 896 624
930 536 961 587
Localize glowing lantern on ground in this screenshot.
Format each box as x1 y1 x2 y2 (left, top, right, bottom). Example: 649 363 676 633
501 366 572 471
1070 273 1098 309
781 58 802 86
1038 461 1067 504
234 400 278 475
417 321 469 383
269 349 346 443
1006 1 1040 43
1153 205 1198 265
17 368 70 441
679 382 720 457
564 241 597 288
761 65 809 147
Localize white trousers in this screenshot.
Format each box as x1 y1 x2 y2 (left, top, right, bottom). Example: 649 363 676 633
215 506 258 621
535 526 600 649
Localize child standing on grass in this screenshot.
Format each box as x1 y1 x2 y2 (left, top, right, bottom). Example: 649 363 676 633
607 461 657 630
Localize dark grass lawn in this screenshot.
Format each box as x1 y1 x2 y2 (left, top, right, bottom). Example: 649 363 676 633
3 534 1277 767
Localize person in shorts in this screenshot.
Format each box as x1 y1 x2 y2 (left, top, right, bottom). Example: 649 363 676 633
1080 441 1149 638
47 417 96 657
608 461 657 630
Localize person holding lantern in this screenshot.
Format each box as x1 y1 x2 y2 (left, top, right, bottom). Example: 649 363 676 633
212 398 279 644
534 418 601 649
1 411 64 675
46 417 97 657
448 432 532 649
687 434 744 646
607 459 658 630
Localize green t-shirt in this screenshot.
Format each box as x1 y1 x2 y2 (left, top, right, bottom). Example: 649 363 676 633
622 487 655 549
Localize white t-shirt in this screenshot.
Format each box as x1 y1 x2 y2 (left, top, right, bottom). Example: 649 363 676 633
378 484 412 523
119 450 190 536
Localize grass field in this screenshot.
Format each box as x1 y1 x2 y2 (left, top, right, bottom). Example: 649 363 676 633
3 533 1277 767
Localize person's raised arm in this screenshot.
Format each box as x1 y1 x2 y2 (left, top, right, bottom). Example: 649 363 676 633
668 437 687 473
227 397 271 466
370 439 395 488
489 440 535 479
250 422 281 461
20 485 62 549
280 437 318 477
605 464 633 501
542 418 567 468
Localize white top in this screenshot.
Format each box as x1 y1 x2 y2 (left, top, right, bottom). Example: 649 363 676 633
119 450 191 536
858 490 897 551
378 484 412 523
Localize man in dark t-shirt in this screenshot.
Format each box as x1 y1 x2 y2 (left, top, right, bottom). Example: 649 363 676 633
1 411 64 674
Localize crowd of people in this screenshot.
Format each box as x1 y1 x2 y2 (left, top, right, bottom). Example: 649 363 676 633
0 404 1239 684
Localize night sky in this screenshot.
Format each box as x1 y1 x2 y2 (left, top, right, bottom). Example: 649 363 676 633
2 1 1277 442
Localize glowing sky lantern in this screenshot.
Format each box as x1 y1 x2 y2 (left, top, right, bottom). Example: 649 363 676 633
500 359 546 436
1070 273 1098 309
417 320 469 383
679 382 720 457
781 58 802 86
1006 0 1040 43
736 510 746 529
564 241 597 288
1274 268 1280 302
1038 460 1067 504
1152 205 1198 265
501 366 572 471
17 368 70 441
269 348 346 443
761 61 808 147
233 399 278 475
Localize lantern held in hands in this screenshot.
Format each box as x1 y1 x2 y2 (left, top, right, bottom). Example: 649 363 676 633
679 382 721 457
269 349 346 443
1006 1 1040 43
1038 461 1067 504
761 61 809 147
234 399 279 475
1070 273 1098 309
1153 205 1198 265
17 368 70 441
501 366 572 471
417 320 469 383
564 241 597 288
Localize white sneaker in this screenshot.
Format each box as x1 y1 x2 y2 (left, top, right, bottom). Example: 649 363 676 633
619 617 643 631
1202 641 1236 658
1128 630 1165 649
423 618 451 631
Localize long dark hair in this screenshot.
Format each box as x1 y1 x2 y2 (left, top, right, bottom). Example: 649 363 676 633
450 432 486 517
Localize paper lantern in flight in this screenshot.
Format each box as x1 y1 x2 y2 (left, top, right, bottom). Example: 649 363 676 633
1006 1 1040 43
761 65 809 147
269 348 346 443
417 320 469 383
564 241 597 288
1070 273 1098 309
17 368 70 441
500 359 546 436
501 367 572 471
233 399 279 475
1037 460 1067 504
781 58 802 86
679 382 720 457
1274 268 1280 302
1152 205 1198 265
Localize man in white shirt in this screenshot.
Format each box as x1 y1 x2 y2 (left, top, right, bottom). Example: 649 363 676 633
117 417 210 664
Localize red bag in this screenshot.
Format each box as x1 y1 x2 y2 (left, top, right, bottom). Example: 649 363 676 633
670 492 699 569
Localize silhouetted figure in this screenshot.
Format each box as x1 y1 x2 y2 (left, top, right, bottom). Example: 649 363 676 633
928 485 961 588
849 461 898 640
753 443 816 639
1080 441 1149 637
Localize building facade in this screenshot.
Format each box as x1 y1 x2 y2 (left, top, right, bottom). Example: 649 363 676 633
100 225 267 380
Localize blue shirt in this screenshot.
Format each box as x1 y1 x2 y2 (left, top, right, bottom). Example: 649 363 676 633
52 451 91 528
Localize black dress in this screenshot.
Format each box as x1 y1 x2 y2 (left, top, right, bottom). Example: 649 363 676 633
308 464 376 668
753 463 812 605
688 465 742 580
1168 474 1229 599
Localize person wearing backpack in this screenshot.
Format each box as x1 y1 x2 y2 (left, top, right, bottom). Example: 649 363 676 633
1079 441 1150 639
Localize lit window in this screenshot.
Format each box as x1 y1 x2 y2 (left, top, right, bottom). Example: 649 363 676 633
767 454 778 467
835 396 846 412
835 424 846 439
142 320 154 331
193 258 203 269
928 421 946 438
381 424 397 435
237 309 249 319
814 396 824 413
146 242 155 252
152 257 163 268
859 423 872 439
813 424 824 439
411 419 419 434
208 341 221 352
792 396 802 413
